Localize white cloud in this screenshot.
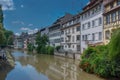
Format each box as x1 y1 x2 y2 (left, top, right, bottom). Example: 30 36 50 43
20 5 24 8
12 21 25 25
28 24 33 27
28 28 38 34
20 27 38 34
15 33 20 36
0 0 15 10
21 27 30 31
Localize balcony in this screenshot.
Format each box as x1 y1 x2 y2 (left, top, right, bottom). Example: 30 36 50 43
85 40 93 45
65 32 71 37
85 40 103 46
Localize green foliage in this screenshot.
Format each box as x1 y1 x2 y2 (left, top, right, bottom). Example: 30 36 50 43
35 33 54 55
46 46 54 55
27 43 35 51
80 45 111 77
80 29 120 78
0 6 14 47
0 6 3 23
109 29 120 60
55 46 61 51
0 30 6 45
3 30 14 45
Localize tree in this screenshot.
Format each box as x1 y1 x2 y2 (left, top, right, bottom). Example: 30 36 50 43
0 5 3 24
4 30 14 45
109 29 120 60
27 43 34 51
35 33 53 54
0 30 6 46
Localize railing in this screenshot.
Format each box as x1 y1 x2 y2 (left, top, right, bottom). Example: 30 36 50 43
85 40 93 45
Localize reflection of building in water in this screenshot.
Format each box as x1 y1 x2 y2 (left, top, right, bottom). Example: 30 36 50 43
46 62 77 80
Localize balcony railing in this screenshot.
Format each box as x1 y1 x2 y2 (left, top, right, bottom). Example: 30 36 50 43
85 40 93 45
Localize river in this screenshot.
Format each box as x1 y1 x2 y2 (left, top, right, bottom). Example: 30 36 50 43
0 50 104 80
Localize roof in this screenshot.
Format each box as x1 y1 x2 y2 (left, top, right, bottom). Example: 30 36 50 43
49 13 73 29
80 0 103 15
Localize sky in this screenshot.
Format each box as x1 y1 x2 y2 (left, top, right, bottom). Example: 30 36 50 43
0 0 89 35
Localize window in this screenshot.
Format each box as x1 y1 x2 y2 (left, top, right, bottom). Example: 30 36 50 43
105 30 110 40
98 4 101 11
88 22 90 29
68 29 70 33
68 44 71 48
61 37 64 42
72 28 74 33
85 13 87 18
99 17 102 26
117 0 120 5
118 10 120 20
65 45 67 48
82 35 84 41
92 33 95 41
106 14 110 24
88 11 90 16
82 24 85 30
77 45 80 51
94 19 98 27
82 15 84 20
111 12 116 22
92 20 95 27
76 35 80 41
61 31 64 35
76 26 80 31
72 36 74 42
110 3 113 9
73 45 74 48
85 35 87 40
92 9 94 14
99 32 102 40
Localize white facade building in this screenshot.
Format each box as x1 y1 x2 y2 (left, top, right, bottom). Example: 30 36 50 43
80 0 104 53
49 13 73 47
61 15 81 54
40 27 49 36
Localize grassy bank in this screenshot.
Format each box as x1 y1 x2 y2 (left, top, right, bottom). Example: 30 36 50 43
0 50 15 68
6 51 15 67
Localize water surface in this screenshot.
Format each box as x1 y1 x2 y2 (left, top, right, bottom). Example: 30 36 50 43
0 50 104 80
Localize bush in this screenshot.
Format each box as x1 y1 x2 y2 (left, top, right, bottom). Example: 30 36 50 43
109 29 120 60
46 46 54 55
55 46 61 51
80 29 120 78
80 46 111 77
27 43 35 51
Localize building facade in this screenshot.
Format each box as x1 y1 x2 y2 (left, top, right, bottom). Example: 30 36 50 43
40 27 49 36
103 0 120 44
49 13 73 47
14 36 24 49
61 15 81 54
80 0 104 53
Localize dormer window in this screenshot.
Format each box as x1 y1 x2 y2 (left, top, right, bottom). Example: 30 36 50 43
110 3 113 9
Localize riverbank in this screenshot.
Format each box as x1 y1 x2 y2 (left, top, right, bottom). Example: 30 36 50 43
0 50 15 68
6 51 15 67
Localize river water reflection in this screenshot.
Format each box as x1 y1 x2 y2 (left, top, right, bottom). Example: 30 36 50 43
1 50 104 80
